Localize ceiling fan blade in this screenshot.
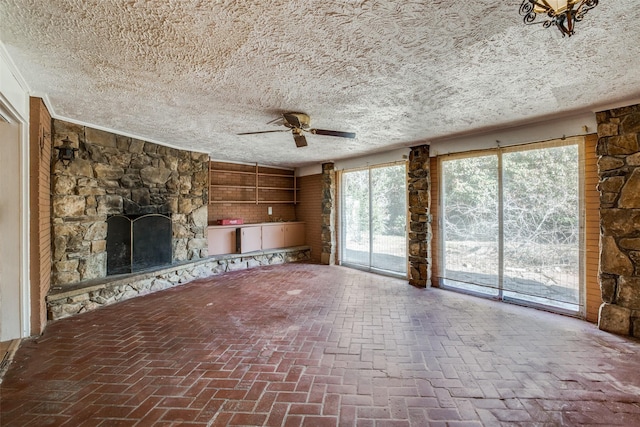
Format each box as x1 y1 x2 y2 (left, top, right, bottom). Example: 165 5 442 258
293 133 307 148
310 128 356 139
265 116 284 125
237 130 289 135
283 112 302 129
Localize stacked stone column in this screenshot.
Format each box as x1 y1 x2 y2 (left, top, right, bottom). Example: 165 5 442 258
596 104 640 337
321 163 336 265
408 145 431 287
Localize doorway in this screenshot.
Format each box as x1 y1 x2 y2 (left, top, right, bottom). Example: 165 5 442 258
0 110 26 340
340 162 408 277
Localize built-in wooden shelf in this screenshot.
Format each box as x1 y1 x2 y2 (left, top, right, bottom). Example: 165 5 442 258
208 162 298 204
258 173 295 178
210 185 256 189
258 201 297 204
259 186 297 191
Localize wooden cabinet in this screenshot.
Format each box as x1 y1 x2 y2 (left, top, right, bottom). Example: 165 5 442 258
209 162 298 204
262 224 285 250
207 226 237 256
284 223 305 247
262 223 305 249
237 226 262 253
207 222 305 255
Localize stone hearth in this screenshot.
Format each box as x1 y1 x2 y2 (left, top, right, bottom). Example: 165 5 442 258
47 247 311 320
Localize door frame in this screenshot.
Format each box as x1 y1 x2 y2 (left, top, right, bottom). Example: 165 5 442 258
437 138 586 317
338 161 409 278
0 92 30 340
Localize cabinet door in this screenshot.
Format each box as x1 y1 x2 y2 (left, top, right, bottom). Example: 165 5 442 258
262 224 285 250
208 227 237 255
238 226 262 253
284 223 305 247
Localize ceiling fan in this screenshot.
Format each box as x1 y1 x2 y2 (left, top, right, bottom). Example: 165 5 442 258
238 112 356 148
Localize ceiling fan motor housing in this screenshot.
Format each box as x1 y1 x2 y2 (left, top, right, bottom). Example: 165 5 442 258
283 112 311 129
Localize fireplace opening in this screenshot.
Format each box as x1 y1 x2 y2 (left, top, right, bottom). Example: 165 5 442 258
106 214 172 275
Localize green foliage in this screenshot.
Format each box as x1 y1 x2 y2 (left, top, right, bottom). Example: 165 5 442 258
503 145 579 248
442 154 498 242
342 164 407 245
442 143 580 268
372 165 406 236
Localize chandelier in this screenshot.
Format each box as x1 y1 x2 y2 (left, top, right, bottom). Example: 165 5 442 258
519 0 599 37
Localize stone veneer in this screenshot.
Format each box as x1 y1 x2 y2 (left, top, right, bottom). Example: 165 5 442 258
408 145 431 287
321 162 336 265
47 247 310 320
51 120 209 287
596 103 640 337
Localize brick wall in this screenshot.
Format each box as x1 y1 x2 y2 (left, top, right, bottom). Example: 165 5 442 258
29 97 52 335
208 203 296 224
296 174 323 263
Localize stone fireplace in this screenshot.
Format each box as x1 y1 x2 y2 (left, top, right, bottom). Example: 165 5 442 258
51 119 209 287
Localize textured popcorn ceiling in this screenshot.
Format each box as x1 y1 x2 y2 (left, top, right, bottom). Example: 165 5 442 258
2 1 640 167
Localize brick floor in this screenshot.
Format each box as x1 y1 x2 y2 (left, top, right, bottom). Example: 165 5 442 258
2 263 640 426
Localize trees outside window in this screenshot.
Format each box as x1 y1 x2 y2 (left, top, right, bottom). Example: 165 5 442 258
341 163 407 276
441 142 581 313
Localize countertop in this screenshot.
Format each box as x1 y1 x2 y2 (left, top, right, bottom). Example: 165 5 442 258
208 221 304 229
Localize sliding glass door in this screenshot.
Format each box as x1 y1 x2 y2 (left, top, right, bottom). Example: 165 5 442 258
440 141 582 314
501 144 580 311
341 163 407 276
441 154 500 296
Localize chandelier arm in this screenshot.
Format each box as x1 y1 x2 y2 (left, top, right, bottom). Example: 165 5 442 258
520 0 539 25
566 9 575 34
575 0 599 21
539 0 554 13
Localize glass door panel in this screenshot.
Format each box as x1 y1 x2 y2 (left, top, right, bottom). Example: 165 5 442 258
371 165 407 274
341 164 407 276
441 155 500 296
502 145 580 311
342 169 370 268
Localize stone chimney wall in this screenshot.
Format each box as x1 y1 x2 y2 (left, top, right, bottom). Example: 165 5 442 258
51 120 209 287
596 104 640 337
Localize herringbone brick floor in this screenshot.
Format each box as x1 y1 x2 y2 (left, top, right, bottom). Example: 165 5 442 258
2 263 640 426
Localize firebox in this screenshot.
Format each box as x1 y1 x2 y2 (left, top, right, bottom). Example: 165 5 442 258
106 214 172 275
